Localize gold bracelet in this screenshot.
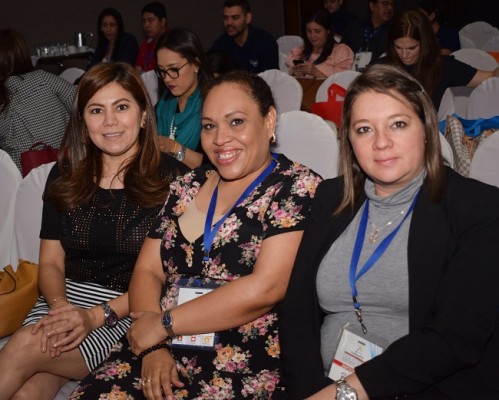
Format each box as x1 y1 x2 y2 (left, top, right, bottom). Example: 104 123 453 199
50 296 70 309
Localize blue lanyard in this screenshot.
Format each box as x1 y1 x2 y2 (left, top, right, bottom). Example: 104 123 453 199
202 156 277 262
349 191 419 333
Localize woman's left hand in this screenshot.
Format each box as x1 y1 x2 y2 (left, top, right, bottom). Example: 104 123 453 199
34 304 97 353
294 61 318 78
128 311 165 355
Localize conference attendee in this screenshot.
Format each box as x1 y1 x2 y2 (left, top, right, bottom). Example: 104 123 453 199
0 29 75 173
89 7 139 67
419 0 460 55
323 0 357 39
210 0 279 73
136 2 168 73
70 70 321 399
342 0 395 68
206 49 239 77
0 62 187 400
155 28 214 169
287 9 354 79
280 64 499 399
384 10 499 109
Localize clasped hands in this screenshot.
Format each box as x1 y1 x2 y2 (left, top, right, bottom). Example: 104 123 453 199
31 304 96 358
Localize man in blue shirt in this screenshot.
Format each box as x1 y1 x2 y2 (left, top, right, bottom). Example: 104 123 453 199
210 0 279 74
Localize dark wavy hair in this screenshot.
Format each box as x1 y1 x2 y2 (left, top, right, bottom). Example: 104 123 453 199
93 8 125 63
336 64 444 214
303 9 336 65
386 10 442 96
0 29 34 112
48 62 170 210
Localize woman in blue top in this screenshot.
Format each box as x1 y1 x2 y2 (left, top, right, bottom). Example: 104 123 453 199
155 28 214 169
89 8 139 68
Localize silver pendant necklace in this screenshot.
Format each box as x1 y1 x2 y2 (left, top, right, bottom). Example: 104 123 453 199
169 114 177 140
368 208 408 243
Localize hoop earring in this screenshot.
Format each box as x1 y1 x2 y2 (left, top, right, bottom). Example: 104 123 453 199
270 133 277 144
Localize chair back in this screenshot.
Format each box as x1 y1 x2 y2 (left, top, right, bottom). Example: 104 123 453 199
437 88 456 121
451 48 498 70
459 21 499 50
466 77 499 119
481 35 499 52
315 70 360 102
439 133 454 169
59 67 85 84
470 130 499 187
258 69 303 114
10 162 55 266
141 70 159 106
277 35 304 56
0 150 22 268
274 111 339 179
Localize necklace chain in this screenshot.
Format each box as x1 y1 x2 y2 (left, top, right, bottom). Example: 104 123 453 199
368 208 408 243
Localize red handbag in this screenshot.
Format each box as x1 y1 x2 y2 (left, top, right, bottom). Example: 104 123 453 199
310 83 347 127
20 142 59 177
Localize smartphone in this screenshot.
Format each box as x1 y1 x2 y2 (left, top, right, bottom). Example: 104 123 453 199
293 59 304 65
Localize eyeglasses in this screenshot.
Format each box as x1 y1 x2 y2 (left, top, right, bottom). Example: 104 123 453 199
377 0 394 7
155 61 190 80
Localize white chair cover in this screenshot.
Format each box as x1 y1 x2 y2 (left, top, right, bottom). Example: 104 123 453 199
277 35 304 56
466 77 499 119
315 70 360 102
0 150 22 268
59 67 85 84
274 111 339 179
470 130 499 187
258 69 303 114
458 34 476 49
10 162 55 266
141 70 159 106
451 48 498 70
481 35 499 52
437 88 456 121
278 51 288 72
439 133 454 169
459 21 499 51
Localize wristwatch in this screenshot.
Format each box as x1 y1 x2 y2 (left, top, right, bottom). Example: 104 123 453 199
171 145 186 162
335 377 358 400
161 310 175 339
100 302 118 329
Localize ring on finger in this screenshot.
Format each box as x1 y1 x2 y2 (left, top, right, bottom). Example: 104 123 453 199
142 378 151 385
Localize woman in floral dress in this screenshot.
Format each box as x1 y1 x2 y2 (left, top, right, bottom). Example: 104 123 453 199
72 71 322 399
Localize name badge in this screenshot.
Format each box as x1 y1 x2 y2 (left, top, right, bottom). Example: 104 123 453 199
328 324 385 381
171 286 219 350
354 52 372 71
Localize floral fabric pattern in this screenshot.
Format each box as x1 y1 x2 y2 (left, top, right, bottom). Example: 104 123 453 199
71 154 321 399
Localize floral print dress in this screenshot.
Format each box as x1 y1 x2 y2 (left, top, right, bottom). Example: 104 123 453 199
71 154 321 400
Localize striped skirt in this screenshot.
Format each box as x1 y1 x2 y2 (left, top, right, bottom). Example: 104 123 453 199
23 279 131 371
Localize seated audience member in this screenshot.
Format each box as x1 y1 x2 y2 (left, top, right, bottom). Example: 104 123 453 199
419 0 460 55
287 9 354 79
136 2 168 73
0 62 187 400
210 0 279 73
384 10 499 109
323 0 357 39
342 0 395 68
206 49 239 77
0 29 75 173
89 7 139 68
70 70 322 399
280 64 499 399
155 28 214 169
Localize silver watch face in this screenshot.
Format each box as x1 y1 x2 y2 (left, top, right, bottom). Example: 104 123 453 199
336 381 358 400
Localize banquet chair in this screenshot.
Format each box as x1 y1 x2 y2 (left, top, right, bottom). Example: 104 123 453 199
481 35 499 52
141 69 159 106
277 35 304 57
470 130 499 187
466 77 499 119
315 70 360 102
439 133 454 169
274 110 339 179
437 88 456 121
0 150 22 268
451 48 498 70
459 21 499 51
10 162 55 267
258 69 303 114
59 67 85 84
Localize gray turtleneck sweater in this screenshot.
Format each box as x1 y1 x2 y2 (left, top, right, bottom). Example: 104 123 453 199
316 171 425 373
